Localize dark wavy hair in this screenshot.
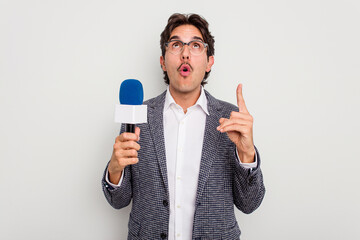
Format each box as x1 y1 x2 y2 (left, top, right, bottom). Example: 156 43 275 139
160 13 215 86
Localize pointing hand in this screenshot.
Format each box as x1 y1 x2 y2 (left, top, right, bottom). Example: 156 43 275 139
217 84 255 163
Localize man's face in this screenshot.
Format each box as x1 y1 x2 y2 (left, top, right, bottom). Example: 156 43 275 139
160 24 214 97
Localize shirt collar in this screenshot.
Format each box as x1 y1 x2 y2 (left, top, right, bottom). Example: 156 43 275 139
164 86 209 115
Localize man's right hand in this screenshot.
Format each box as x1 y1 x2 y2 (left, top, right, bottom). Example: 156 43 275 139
108 127 141 184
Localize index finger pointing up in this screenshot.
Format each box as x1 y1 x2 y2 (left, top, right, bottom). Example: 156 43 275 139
237 84 249 113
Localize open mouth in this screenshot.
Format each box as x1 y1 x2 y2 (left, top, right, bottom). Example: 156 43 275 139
179 64 191 77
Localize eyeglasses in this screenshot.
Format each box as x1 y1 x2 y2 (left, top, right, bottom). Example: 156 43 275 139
165 40 208 55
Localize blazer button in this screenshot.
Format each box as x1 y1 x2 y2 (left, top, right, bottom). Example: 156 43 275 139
160 233 167 239
163 200 168 207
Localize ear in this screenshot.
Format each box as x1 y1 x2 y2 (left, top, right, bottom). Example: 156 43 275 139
160 56 166 71
206 56 214 72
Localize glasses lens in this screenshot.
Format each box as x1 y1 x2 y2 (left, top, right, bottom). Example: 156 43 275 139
169 41 183 54
189 41 205 55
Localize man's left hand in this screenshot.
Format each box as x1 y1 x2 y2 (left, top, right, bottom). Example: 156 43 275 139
217 84 255 163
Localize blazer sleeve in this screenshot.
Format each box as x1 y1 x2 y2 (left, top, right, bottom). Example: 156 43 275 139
232 145 265 214
101 162 133 209
101 124 133 209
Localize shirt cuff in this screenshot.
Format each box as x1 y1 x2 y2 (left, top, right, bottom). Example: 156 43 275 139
105 167 124 188
235 148 258 170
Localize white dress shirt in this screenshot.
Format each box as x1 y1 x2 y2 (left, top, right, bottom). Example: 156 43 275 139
106 87 257 240
164 87 207 240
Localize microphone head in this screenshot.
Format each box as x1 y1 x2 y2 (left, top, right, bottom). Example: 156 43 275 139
119 79 144 105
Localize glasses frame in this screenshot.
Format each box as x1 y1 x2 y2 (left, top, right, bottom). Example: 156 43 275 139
165 40 208 55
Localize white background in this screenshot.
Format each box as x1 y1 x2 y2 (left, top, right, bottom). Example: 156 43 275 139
1 0 359 239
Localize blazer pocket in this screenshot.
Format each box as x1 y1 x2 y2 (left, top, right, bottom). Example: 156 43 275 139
128 214 141 238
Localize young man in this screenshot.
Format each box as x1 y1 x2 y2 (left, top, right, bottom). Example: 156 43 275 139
102 13 265 240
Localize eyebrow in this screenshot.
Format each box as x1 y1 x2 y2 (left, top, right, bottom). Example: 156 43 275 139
169 35 204 42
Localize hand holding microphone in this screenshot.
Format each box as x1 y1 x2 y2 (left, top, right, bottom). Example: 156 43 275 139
108 79 147 184
108 127 141 184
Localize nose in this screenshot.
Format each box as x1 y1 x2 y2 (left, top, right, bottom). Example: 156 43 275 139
181 45 191 60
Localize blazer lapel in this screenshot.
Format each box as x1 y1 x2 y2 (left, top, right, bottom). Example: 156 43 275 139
195 91 223 204
147 91 169 197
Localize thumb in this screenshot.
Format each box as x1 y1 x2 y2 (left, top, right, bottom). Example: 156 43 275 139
135 127 141 141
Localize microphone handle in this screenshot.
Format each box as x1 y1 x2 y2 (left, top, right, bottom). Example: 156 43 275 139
125 124 135 133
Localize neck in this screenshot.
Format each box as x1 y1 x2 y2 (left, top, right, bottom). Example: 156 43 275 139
168 86 201 113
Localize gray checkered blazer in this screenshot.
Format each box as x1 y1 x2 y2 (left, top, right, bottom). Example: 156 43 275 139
102 90 265 240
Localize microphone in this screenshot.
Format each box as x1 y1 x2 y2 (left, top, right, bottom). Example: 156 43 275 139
114 79 147 133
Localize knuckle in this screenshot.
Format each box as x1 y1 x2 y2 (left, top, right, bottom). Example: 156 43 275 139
122 132 134 140
129 135 136 141
117 149 124 156
118 159 126 168
121 132 129 139
114 152 120 160
132 149 138 157
130 141 137 149
114 150 119 157
119 141 127 148
125 158 138 166
120 156 130 163
131 142 140 150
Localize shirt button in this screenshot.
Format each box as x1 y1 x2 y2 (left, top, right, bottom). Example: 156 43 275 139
177 205 181 208
177 176 181 180
161 233 167 239
163 200 168 207
177 233 181 237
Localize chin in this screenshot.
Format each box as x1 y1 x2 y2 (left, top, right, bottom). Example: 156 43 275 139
170 76 201 93
178 84 200 94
